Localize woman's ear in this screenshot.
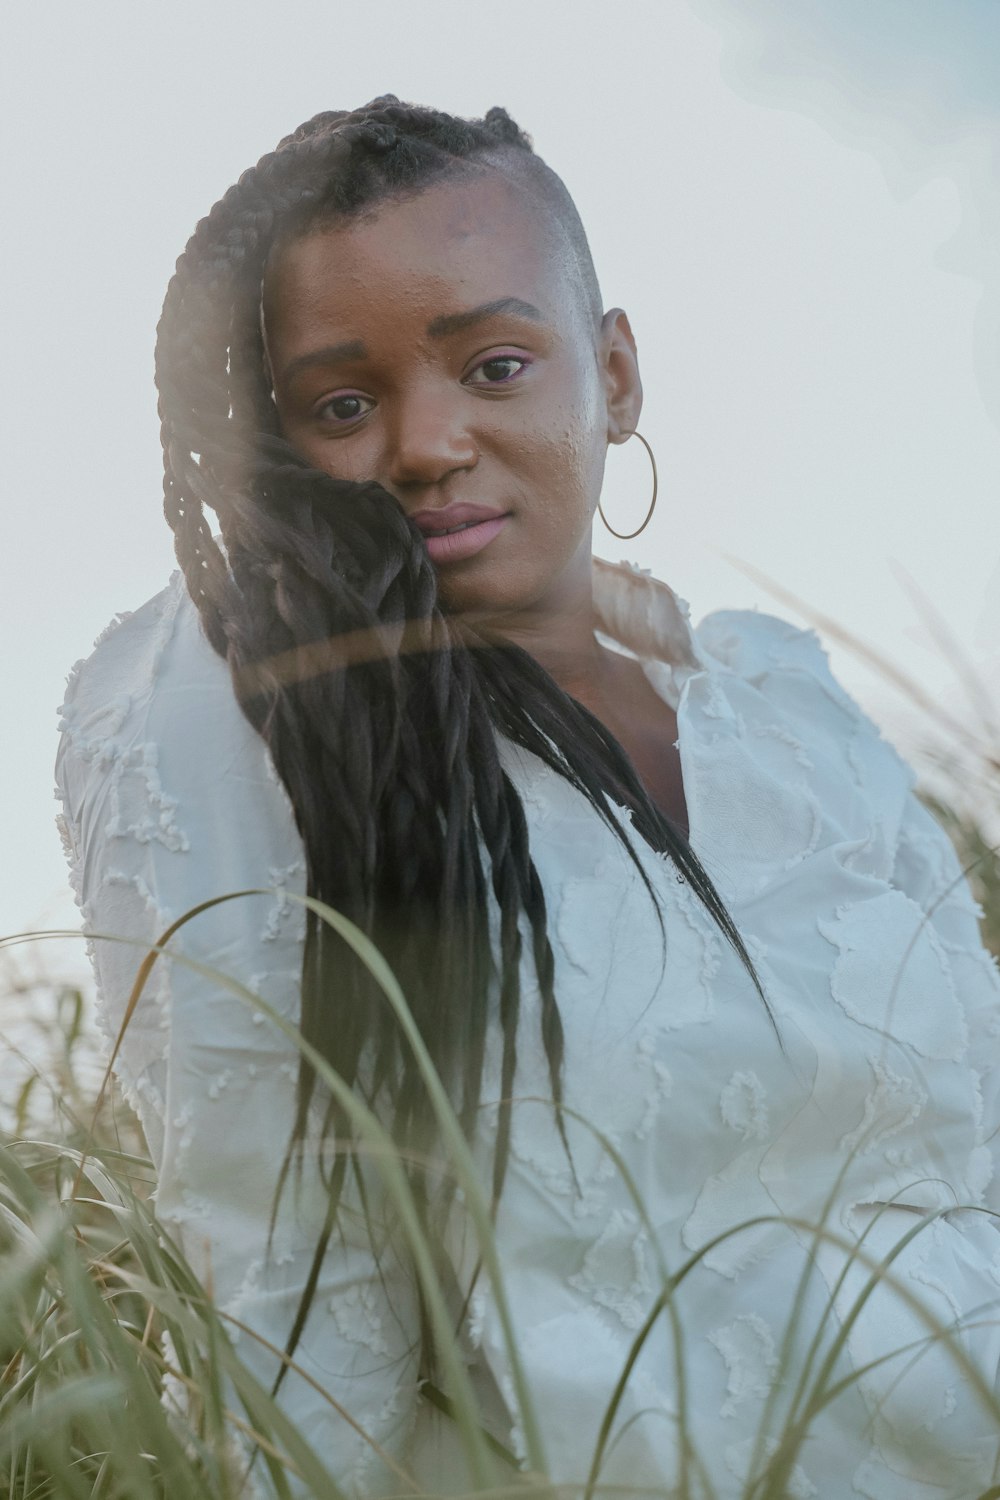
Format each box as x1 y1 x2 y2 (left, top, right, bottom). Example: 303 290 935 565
599 307 643 444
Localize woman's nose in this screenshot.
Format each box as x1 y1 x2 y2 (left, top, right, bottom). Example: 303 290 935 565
383 386 477 488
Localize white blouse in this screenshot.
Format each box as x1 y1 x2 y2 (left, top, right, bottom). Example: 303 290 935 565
56 557 1000 1498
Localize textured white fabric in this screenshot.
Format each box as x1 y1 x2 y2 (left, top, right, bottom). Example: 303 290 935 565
55 557 1000 1497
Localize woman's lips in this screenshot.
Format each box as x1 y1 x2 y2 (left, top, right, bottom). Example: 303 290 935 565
421 513 510 564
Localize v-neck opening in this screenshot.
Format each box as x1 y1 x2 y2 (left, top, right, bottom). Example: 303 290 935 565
589 631 704 861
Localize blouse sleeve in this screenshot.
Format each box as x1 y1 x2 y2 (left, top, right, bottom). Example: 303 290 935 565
888 788 1000 1208
54 575 425 1496
698 605 1000 1211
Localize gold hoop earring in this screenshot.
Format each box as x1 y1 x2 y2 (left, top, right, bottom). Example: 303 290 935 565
597 430 658 540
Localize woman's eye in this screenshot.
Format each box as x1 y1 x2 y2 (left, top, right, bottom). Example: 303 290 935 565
467 355 529 386
316 393 373 424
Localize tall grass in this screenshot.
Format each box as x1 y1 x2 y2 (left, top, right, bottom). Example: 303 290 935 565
4 892 1000 1497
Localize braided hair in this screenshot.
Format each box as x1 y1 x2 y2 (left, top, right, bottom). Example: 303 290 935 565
155 96 766 1383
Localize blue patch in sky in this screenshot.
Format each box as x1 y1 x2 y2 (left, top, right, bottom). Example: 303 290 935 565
716 0 1000 121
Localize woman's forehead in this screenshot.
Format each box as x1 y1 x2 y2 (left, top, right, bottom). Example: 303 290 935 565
262 173 585 337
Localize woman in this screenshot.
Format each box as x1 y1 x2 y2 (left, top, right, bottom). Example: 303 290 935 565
56 98 1000 1497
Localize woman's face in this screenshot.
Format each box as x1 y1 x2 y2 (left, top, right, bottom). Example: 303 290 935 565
263 168 641 620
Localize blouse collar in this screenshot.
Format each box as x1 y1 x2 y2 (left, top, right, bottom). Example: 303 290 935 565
591 556 711 672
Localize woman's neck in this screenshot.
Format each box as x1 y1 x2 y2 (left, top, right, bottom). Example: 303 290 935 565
468 586 623 717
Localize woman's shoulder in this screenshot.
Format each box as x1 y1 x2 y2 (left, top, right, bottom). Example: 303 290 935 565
691 602 907 768
686 601 920 866
596 560 869 724
694 605 860 715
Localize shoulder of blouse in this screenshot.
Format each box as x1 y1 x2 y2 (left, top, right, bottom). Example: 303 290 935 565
57 570 231 742
695 604 858 703
692 602 918 794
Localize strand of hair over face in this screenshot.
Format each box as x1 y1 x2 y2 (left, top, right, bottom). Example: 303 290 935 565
154 95 770 1389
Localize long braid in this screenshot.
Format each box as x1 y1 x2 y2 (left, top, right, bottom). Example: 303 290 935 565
154 99 768 1390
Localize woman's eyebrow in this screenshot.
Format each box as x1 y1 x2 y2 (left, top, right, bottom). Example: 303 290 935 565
280 338 367 386
426 297 544 338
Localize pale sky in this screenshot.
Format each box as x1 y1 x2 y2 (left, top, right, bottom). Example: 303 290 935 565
3 0 999 976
